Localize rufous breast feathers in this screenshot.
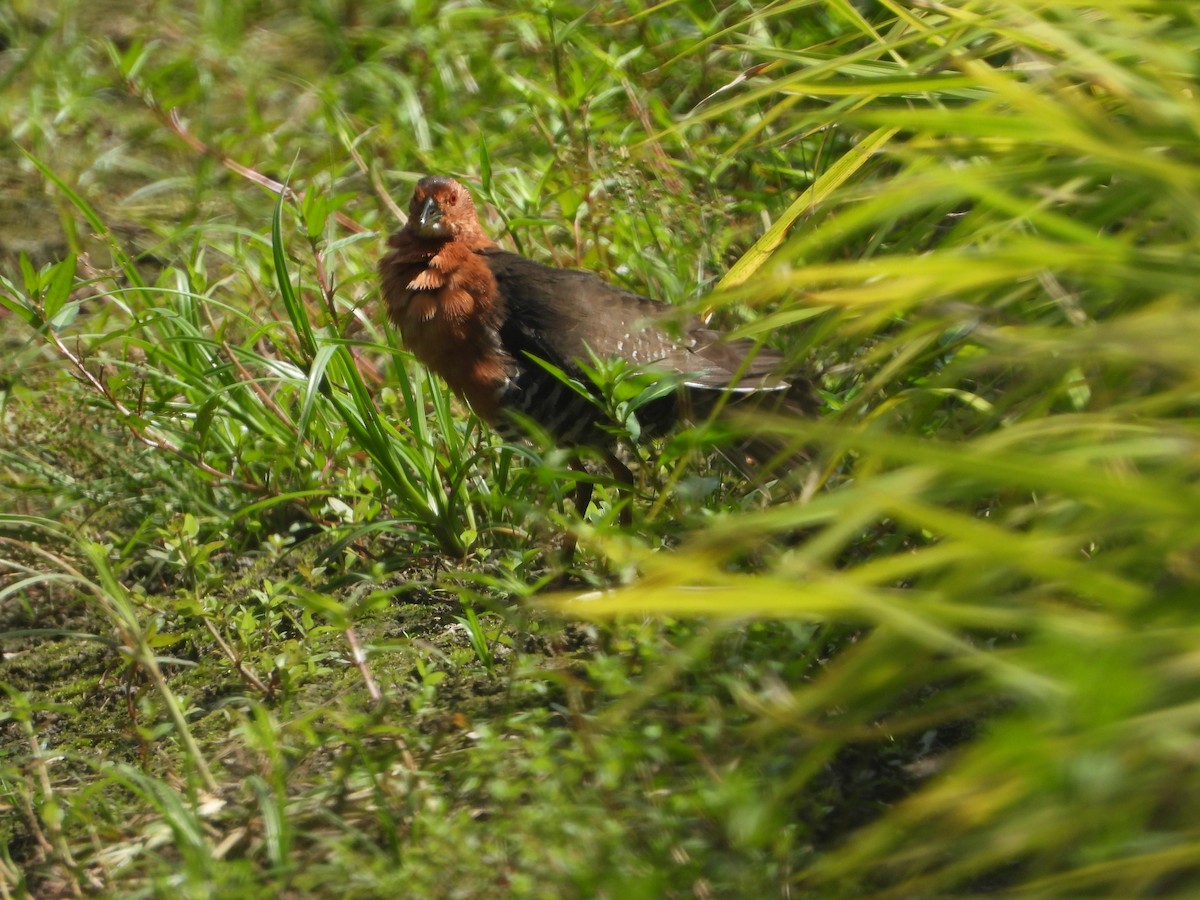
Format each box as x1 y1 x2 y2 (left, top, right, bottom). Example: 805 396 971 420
380 231 511 423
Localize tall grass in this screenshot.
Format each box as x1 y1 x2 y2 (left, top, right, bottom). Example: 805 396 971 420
2 0 1199 895
551 1 1200 893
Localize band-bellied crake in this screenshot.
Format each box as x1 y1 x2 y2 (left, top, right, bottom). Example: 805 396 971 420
379 176 796 528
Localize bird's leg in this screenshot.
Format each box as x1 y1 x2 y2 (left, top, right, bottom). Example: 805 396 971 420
560 456 594 563
558 453 631 570
603 449 635 527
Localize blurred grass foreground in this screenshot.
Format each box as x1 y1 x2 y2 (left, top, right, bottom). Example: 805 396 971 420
3 0 1200 896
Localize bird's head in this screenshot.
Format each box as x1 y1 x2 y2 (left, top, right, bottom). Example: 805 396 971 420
406 176 486 243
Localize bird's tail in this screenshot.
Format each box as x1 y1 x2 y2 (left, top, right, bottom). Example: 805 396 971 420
683 373 819 486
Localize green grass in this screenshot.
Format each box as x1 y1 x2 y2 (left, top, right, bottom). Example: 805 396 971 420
3 0 1200 895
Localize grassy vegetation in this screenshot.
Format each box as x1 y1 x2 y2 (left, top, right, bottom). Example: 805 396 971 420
2 0 1199 895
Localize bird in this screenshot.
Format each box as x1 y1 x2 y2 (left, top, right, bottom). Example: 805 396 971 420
379 175 801 542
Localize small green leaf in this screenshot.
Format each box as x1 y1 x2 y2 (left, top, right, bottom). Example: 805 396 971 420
43 252 79 320
302 190 329 241
290 587 352 629
19 252 37 295
48 300 81 331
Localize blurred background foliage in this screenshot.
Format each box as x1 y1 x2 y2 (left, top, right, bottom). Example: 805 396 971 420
2 0 1199 895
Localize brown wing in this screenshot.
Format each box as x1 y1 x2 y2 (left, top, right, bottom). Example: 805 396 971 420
481 249 787 392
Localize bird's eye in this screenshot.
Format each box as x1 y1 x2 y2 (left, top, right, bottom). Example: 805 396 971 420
446 192 458 206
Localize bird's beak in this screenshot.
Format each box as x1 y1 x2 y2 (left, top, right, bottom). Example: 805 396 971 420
415 196 448 238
